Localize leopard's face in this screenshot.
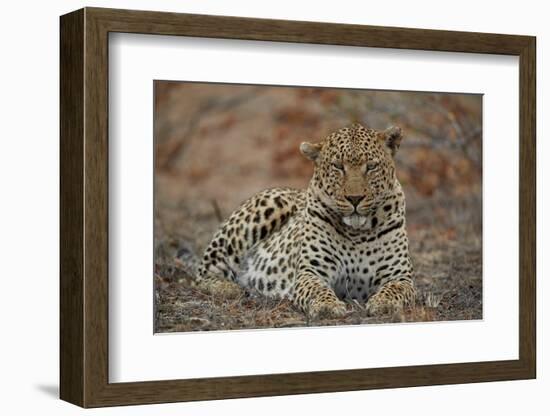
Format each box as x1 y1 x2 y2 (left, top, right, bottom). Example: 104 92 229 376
301 123 403 229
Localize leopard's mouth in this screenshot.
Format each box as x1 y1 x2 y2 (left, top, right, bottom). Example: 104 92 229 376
342 214 367 229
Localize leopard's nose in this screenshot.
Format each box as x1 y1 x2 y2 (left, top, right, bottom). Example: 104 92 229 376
345 195 365 208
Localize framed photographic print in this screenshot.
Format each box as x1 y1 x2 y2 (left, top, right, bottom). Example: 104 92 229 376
60 7 536 408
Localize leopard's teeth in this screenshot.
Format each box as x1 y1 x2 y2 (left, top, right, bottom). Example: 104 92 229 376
342 215 367 228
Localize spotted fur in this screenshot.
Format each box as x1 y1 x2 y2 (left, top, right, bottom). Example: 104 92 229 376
195 123 416 318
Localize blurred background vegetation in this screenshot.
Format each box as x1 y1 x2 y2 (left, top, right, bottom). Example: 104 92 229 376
154 82 482 332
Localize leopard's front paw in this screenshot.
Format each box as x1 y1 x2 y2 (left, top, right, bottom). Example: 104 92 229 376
197 279 243 299
365 294 395 316
366 280 416 316
309 298 348 319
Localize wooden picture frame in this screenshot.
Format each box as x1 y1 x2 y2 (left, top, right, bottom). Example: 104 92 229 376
60 7 536 408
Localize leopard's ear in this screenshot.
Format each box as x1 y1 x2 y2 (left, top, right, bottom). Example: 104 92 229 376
378 126 403 156
300 141 322 162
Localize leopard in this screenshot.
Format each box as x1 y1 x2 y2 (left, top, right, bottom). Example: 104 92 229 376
190 123 416 318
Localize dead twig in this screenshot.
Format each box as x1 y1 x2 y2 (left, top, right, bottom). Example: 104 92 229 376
211 199 224 223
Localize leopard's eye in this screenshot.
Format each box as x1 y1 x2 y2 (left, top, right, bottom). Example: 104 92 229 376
331 161 344 171
366 161 379 172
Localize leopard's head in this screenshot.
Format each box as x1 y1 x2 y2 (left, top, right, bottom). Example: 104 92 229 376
300 123 403 229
